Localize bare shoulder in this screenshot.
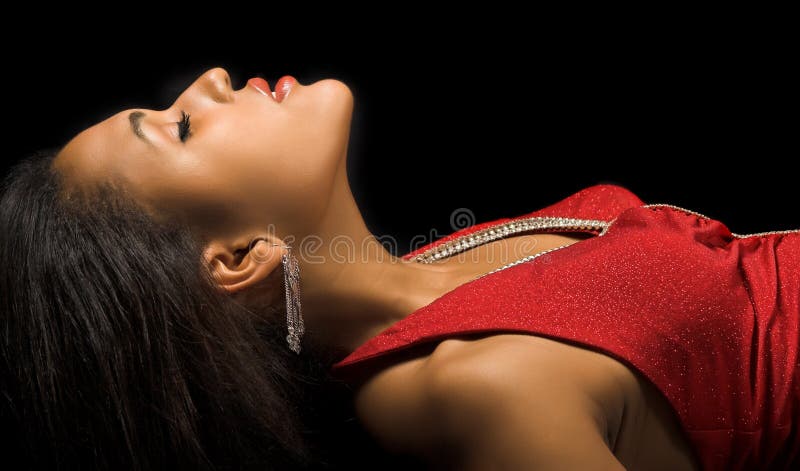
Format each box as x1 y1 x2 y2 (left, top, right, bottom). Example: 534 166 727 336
355 334 633 469
356 334 702 470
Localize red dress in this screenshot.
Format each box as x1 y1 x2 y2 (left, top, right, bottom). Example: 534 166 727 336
331 184 800 470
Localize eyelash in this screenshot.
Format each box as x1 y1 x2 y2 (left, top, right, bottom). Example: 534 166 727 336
177 111 192 142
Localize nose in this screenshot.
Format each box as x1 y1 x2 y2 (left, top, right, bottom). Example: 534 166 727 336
195 67 233 103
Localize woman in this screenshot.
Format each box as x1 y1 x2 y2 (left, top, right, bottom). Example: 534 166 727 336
1 67 797 470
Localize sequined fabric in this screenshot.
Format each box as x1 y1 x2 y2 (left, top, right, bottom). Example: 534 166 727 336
331 184 799 470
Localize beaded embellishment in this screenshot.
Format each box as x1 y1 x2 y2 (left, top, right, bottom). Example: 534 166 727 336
412 205 799 280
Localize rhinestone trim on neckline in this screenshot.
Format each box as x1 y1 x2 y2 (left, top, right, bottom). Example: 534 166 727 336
411 216 609 264
411 216 609 282
410 204 799 281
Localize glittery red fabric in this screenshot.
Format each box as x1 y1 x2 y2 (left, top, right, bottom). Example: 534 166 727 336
331 184 799 470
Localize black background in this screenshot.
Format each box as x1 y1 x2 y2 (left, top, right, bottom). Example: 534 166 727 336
1 15 796 470
4 21 797 253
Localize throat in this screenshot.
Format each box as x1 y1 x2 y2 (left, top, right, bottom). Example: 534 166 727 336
302 254 475 353
302 232 590 354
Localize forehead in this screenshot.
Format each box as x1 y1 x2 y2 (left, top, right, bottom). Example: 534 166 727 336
52 110 153 188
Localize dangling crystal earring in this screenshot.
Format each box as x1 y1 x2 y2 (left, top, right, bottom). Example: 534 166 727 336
272 243 304 354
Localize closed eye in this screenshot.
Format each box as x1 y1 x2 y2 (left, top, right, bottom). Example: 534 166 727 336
177 111 192 142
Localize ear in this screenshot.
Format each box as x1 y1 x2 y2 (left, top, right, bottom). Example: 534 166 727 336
202 237 285 293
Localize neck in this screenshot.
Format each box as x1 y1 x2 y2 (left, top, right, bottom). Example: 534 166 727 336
293 158 471 354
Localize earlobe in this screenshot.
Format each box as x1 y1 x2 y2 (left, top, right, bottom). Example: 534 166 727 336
202 238 284 293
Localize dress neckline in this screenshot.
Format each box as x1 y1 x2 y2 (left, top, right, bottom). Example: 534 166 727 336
334 184 646 370
334 185 800 393
400 184 639 262
409 216 610 282
410 213 609 256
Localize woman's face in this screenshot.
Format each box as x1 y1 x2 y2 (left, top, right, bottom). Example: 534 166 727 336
53 68 354 238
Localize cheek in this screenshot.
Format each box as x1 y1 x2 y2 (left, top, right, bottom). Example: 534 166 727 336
189 85 355 229
125 156 249 233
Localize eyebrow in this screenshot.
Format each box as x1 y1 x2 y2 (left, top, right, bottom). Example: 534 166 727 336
128 111 150 143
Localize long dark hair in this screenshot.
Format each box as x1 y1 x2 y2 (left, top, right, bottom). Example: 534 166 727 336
0 150 312 469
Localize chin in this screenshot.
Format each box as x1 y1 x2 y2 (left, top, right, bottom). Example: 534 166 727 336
311 78 354 121
279 79 354 230
305 78 355 162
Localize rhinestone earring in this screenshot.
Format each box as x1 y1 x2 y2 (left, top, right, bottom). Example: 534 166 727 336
272 243 304 354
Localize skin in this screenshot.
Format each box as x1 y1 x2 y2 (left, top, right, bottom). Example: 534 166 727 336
52 68 701 470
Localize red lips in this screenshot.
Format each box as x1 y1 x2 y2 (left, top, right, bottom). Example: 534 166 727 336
247 77 273 99
247 75 297 103
274 75 297 103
